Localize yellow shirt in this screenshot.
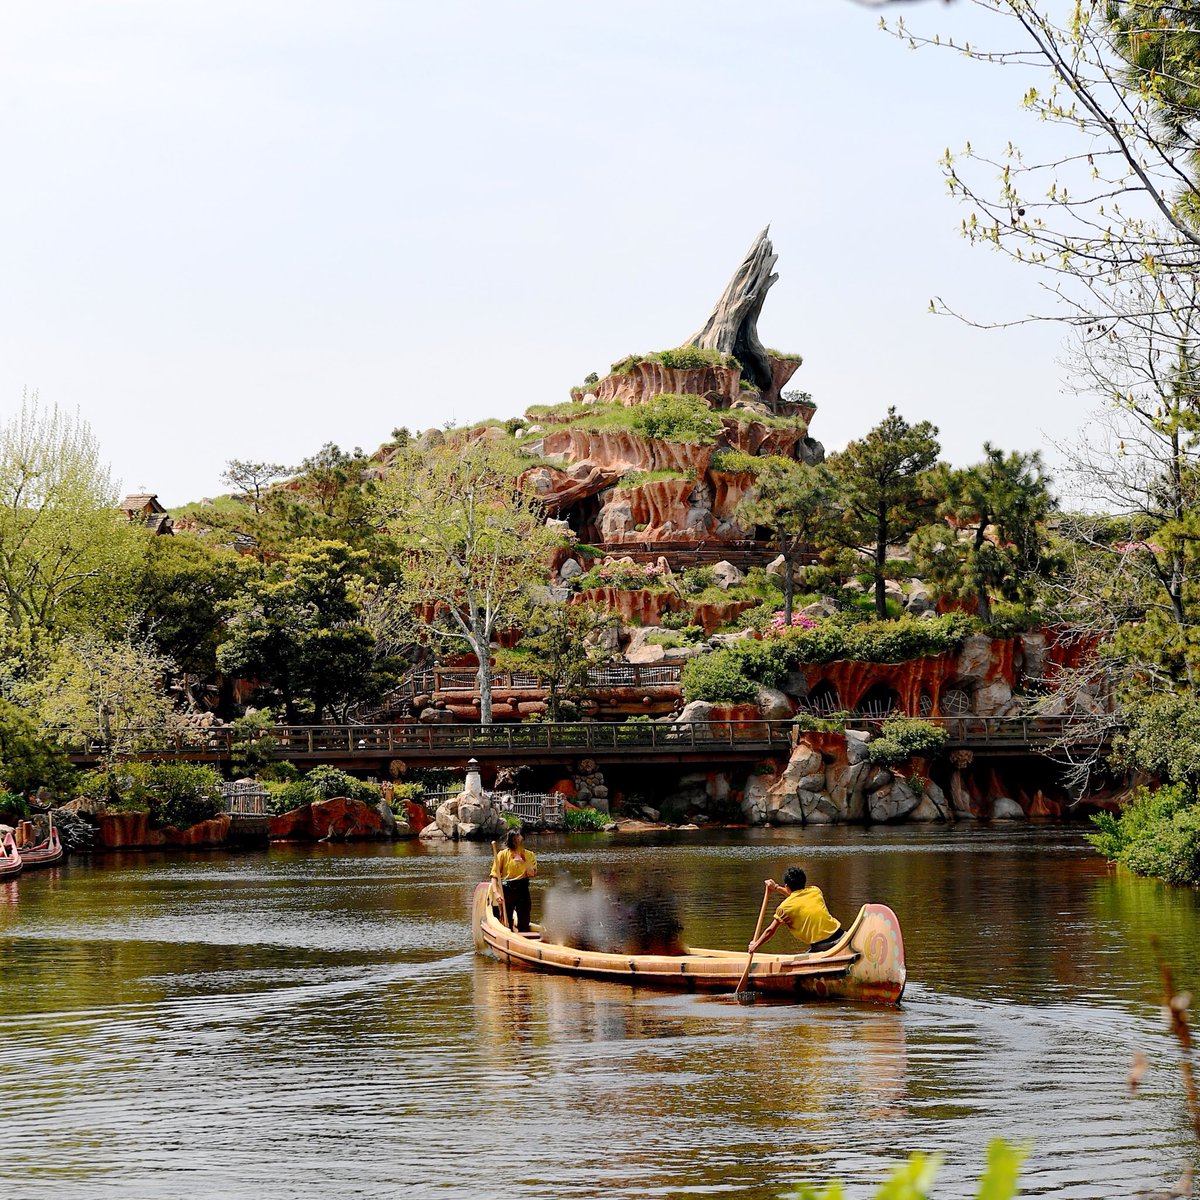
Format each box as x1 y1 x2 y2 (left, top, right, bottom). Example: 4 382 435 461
774 887 839 946
492 848 537 883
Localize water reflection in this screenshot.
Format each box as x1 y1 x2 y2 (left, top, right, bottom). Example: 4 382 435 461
0 827 1196 1198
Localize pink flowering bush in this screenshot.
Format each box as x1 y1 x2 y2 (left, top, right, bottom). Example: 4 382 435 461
765 611 819 636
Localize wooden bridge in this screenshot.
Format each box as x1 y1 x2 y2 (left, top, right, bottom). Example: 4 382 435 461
67 716 1111 771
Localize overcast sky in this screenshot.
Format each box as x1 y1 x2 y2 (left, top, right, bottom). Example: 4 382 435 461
1 1 1091 506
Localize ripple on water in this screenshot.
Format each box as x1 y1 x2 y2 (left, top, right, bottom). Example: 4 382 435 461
1 827 1198 1199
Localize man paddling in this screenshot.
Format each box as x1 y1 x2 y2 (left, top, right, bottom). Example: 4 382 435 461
748 867 843 955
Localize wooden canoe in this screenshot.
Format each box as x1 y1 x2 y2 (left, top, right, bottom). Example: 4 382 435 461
0 828 23 879
471 883 906 1005
17 823 63 868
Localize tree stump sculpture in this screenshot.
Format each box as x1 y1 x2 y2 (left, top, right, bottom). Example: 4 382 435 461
685 226 780 393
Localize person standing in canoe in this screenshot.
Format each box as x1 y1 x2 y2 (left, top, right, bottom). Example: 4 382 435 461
491 829 538 932
748 867 844 955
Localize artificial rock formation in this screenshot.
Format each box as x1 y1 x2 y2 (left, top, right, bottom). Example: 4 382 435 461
740 728 1067 827
269 797 409 842
520 229 821 553
686 227 789 399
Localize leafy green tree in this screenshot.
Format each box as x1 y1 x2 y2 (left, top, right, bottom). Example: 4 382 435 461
911 445 1055 624
374 438 564 723
188 444 387 562
827 408 941 619
133 536 247 679
891 2 1200 319
501 601 618 721
217 540 387 722
1046 273 1200 698
737 459 838 625
0 698 72 793
26 630 181 759
0 396 145 661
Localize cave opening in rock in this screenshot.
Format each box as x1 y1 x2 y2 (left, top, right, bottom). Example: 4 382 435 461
805 680 842 716
855 685 901 718
560 495 603 544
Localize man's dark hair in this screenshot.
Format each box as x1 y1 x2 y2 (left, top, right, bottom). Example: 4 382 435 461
783 866 807 891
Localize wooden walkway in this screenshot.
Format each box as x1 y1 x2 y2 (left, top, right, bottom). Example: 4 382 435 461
67 716 1110 770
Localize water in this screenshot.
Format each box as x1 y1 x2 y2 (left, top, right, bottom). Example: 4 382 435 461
2 826 1198 1199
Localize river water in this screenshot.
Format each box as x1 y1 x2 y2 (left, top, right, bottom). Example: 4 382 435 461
2 826 1198 1199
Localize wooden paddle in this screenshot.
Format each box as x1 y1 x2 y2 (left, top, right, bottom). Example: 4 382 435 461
734 881 774 999
489 841 508 929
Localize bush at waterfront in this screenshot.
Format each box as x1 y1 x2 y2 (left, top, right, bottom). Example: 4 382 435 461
1088 783 1200 885
563 806 609 831
77 763 224 829
262 765 381 816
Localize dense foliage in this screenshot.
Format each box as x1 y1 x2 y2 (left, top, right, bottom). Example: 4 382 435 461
1088 783 1200 884
681 615 977 704
627 394 722 443
563 805 610 831
867 717 950 767
77 762 224 829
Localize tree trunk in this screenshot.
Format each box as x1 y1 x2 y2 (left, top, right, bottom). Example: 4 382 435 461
686 228 779 392
874 515 888 619
782 536 794 626
974 519 991 625
976 585 992 625
473 624 493 725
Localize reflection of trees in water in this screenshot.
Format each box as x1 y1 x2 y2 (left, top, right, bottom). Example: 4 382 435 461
471 956 908 1133
1089 872 1200 996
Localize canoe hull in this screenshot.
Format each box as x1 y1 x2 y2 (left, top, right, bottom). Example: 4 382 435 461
18 828 63 868
0 829 22 879
471 883 905 1005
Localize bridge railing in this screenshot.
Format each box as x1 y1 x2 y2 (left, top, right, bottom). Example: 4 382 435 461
67 714 1113 762
842 714 1110 747
402 662 683 696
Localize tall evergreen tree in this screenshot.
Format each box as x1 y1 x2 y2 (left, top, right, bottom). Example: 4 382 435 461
911 445 1055 624
827 408 941 619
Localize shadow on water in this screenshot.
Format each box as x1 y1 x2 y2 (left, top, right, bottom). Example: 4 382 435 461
0 826 1197 1197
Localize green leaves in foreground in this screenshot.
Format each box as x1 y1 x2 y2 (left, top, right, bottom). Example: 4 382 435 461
781 1140 1026 1200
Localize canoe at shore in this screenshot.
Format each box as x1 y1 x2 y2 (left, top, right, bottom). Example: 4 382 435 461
470 882 906 1005
0 828 22 879
17 824 63 869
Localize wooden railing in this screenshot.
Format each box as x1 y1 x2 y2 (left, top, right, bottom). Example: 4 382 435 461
67 715 1114 765
401 662 683 696
842 714 1112 750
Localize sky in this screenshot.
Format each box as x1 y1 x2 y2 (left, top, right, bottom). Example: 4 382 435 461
0 1 1091 506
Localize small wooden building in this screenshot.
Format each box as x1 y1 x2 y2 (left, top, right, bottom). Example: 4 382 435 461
120 493 174 535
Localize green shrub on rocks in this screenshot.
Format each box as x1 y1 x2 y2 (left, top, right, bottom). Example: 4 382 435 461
628 394 722 443
263 779 317 816
77 763 223 829
262 767 379 816
609 347 736 373
680 652 758 704
866 718 949 766
681 614 978 703
304 765 379 802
